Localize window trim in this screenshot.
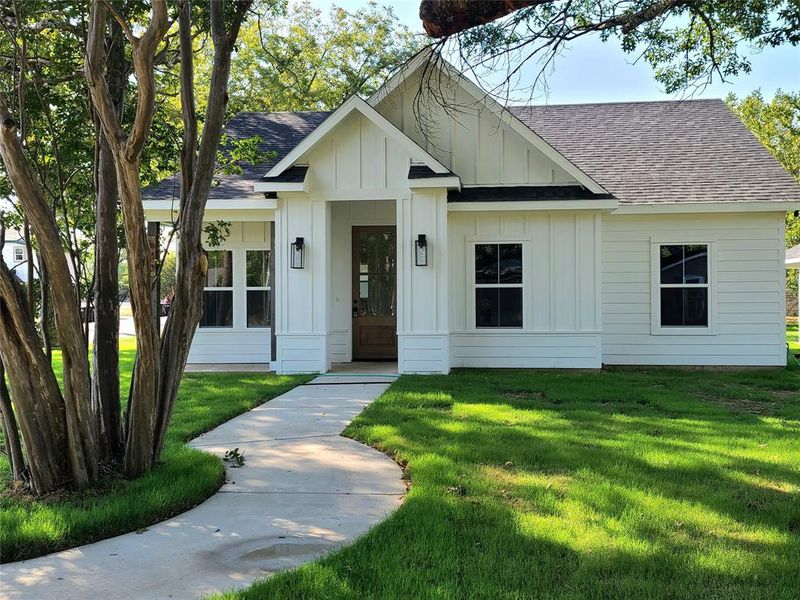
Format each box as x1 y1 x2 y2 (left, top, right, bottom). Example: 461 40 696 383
650 238 716 336
200 249 234 329
469 241 525 331
13 246 23 262
245 249 271 329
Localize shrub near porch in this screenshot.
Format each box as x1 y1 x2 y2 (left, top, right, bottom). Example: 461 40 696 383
0 338 311 562
220 363 800 599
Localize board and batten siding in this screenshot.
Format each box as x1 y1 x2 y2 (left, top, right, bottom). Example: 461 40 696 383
375 72 576 187
601 212 786 366
188 221 272 365
449 210 603 368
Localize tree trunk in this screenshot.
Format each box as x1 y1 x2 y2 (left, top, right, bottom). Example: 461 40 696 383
0 94 98 488
152 0 250 457
419 0 542 37
38 253 52 359
0 261 71 495
93 129 122 459
92 5 125 459
0 356 26 483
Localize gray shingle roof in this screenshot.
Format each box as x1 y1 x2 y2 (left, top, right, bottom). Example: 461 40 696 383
144 99 800 206
143 111 328 201
787 244 800 265
510 99 800 205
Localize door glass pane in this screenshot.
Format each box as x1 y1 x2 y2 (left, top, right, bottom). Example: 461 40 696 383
247 290 270 327
683 245 708 284
475 244 498 284
246 250 270 287
659 245 683 284
200 290 233 327
358 230 396 317
206 250 233 287
499 244 523 284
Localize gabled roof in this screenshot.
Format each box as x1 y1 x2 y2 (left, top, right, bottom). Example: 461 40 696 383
368 50 608 195
261 95 451 184
511 100 800 205
143 111 328 201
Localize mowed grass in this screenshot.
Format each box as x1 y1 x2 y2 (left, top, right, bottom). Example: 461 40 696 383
788 321 799 355
220 356 800 598
0 338 310 562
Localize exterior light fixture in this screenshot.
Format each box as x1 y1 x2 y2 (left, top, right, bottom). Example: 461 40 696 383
290 237 305 269
414 234 428 267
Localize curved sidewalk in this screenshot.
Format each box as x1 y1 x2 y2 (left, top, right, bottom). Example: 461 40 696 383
0 374 405 600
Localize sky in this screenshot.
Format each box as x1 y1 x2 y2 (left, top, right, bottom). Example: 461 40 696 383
314 0 799 104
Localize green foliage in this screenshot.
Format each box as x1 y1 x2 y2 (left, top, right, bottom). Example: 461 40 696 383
160 251 177 294
450 1 799 96
196 1 421 114
203 220 232 249
0 338 312 562
217 361 800 600
223 447 246 468
727 90 800 299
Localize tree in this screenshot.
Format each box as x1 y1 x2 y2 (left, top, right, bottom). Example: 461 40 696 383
417 1 800 99
0 0 252 494
728 89 800 301
195 1 420 114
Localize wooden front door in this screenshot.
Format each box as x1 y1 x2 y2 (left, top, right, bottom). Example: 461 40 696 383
352 226 397 360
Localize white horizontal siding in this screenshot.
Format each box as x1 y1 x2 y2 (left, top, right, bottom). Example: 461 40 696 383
601 212 786 366
451 333 601 368
188 330 270 364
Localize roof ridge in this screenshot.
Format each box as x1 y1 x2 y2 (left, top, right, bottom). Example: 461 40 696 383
509 98 724 109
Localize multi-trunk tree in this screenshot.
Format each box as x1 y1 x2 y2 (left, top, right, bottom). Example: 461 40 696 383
0 0 251 494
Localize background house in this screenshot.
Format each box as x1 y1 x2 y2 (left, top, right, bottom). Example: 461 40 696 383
1 234 38 284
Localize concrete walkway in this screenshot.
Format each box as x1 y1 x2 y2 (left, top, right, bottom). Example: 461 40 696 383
0 375 405 600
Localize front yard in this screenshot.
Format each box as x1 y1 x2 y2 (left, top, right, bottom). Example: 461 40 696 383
222 360 800 598
0 338 311 562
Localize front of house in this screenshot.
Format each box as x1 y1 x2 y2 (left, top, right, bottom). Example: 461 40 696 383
143 54 800 374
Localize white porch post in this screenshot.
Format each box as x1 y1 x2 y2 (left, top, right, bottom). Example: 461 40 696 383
396 189 450 374
274 194 332 373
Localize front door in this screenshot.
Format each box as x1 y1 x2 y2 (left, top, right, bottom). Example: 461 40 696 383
352 226 397 360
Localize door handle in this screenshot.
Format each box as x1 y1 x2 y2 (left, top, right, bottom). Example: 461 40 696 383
352 307 359 318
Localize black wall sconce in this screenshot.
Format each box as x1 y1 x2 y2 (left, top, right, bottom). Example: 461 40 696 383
290 237 305 269
414 234 428 267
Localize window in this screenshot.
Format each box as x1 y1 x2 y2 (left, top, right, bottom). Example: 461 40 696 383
658 244 709 328
246 250 271 328
200 250 233 327
474 243 523 328
13 247 23 262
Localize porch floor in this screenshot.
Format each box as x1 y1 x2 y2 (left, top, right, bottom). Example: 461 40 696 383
331 361 398 375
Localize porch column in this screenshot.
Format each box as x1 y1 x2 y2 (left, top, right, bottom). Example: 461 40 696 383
274 194 332 373
396 189 450 374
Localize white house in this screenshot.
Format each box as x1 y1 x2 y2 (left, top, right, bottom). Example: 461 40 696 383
1 234 38 284
143 54 800 373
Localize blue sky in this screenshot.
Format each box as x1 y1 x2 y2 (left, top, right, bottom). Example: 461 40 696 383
314 0 799 104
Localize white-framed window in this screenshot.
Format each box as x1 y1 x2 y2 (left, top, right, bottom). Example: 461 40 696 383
13 247 23 263
474 242 523 328
245 250 271 328
200 250 233 328
653 243 712 333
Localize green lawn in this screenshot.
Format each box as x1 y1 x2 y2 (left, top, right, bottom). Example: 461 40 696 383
788 322 799 356
0 338 310 562
220 348 800 598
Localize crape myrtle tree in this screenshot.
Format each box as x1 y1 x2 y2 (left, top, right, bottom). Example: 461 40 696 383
0 0 252 495
416 1 799 103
